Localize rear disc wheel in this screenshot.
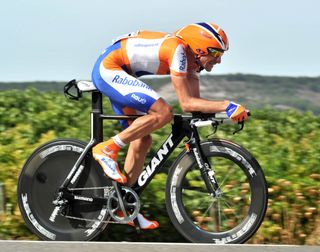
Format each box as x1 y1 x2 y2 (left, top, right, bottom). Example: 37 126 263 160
17 139 111 241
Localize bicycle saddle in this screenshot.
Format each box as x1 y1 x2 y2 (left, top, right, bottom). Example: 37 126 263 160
77 80 97 92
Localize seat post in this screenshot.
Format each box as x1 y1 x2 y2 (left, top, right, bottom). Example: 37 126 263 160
91 91 104 143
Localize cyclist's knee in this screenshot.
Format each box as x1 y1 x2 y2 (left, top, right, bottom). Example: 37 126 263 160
161 102 173 119
156 106 173 128
150 99 173 127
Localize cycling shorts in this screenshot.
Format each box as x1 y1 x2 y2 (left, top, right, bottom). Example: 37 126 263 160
91 42 160 129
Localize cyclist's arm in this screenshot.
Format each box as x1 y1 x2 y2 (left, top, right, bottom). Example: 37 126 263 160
186 72 200 98
171 74 229 113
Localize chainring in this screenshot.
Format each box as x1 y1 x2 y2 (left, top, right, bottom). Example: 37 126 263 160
107 186 140 223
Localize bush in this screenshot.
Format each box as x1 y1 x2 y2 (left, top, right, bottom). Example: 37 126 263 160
0 89 319 244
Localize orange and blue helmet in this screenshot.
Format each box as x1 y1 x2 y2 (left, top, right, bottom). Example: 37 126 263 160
174 22 229 56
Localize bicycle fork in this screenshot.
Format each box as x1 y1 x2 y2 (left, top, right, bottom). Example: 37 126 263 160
188 126 222 198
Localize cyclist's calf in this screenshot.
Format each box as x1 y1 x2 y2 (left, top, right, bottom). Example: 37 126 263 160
131 135 153 153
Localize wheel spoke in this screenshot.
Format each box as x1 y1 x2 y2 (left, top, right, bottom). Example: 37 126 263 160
196 200 216 226
215 166 236 190
182 189 212 209
219 197 240 220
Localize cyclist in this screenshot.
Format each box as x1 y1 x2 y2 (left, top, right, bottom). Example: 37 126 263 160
91 22 248 230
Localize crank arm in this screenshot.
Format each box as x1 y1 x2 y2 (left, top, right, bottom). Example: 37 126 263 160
112 181 129 218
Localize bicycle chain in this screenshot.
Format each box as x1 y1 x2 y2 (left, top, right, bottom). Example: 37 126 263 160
64 214 128 225
67 186 113 191
63 186 138 225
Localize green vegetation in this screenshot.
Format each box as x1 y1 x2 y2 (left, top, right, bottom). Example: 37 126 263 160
0 87 319 244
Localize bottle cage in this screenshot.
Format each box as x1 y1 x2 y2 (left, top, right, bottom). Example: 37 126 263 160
64 79 82 100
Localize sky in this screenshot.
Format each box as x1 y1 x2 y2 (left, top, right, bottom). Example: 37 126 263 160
0 0 319 82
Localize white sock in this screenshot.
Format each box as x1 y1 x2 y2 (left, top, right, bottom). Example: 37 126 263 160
112 135 126 148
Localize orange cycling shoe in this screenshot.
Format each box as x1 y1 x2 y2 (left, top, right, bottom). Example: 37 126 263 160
115 211 159 230
92 139 127 184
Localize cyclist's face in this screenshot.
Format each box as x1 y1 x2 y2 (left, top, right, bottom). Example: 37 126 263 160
199 54 222 72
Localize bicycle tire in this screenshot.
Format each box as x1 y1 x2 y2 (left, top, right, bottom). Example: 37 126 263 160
17 139 111 241
166 139 268 244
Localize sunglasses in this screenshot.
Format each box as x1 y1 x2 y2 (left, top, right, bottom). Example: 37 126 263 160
207 47 224 57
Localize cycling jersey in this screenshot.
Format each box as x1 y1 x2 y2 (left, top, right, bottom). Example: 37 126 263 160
101 30 192 77
91 30 198 128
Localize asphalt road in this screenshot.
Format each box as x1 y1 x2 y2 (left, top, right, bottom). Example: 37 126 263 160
0 241 319 252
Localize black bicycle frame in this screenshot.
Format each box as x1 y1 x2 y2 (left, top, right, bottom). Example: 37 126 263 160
59 91 219 197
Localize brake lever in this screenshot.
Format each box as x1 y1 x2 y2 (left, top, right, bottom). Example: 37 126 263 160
206 122 218 138
232 110 250 135
233 121 245 135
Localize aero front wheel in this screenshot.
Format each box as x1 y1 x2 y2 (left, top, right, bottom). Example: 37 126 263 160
166 139 268 244
17 139 111 241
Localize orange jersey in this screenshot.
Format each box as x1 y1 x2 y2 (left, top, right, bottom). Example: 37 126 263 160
101 31 198 77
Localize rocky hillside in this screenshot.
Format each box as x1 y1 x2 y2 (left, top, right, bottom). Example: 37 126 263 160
1 74 320 114
151 74 320 114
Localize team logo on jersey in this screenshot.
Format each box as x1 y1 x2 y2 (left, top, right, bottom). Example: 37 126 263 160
134 42 160 48
112 75 152 90
179 52 187 71
131 93 146 104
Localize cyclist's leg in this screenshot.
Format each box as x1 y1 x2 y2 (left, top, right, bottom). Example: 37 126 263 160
118 101 173 186
117 98 172 143
109 105 159 229
108 95 173 186
125 135 152 187
92 65 173 143
92 67 172 184
92 70 165 228
108 105 152 186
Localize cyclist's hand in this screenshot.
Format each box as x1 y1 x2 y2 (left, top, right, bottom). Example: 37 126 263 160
226 101 249 122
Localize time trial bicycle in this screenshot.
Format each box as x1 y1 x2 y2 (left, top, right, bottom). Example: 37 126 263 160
17 79 268 243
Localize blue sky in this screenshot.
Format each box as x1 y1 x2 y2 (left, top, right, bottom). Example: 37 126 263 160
0 0 319 81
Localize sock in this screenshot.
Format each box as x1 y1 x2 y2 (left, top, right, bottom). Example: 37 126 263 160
112 135 127 149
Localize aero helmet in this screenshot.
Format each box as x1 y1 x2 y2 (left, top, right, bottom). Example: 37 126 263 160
174 22 229 56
